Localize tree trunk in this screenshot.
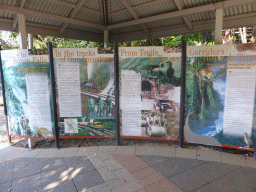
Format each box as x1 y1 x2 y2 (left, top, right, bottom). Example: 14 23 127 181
239 27 247 43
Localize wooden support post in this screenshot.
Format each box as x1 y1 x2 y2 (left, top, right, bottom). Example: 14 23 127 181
17 14 27 49
215 9 223 45
28 138 35 148
104 30 109 48
28 34 33 50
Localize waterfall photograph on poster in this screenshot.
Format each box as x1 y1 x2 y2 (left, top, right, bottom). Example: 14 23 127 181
185 44 256 151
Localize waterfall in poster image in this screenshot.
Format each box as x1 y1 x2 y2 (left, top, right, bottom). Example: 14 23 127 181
87 62 97 80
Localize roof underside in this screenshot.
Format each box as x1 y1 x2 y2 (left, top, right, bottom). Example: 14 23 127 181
0 0 256 42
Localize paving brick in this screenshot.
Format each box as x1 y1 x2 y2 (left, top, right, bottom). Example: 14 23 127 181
76 146 98 156
98 154 114 161
169 170 207 192
55 148 79 157
136 146 154 155
144 178 182 192
152 158 205 177
210 169 255 192
112 154 137 163
111 181 143 192
229 167 256 189
153 147 175 157
12 174 43 192
176 148 197 159
18 149 44 158
132 167 165 187
221 153 246 166
0 182 12 192
14 157 41 169
39 157 66 172
1 147 29 160
0 160 14 184
37 149 59 158
188 161 240 183
120 157 149 173
113 168 136 184
134 188 147 192
97 166 118 181
196 150 222 162
13 161 41 180
193 183 221 192
93 179 123 192
78 188 94 192
245 156 256 168
43 179 77 192
98 146 116 155
104 158 123 171
73 169 105 190
41 166 71 187
65 157 96 178
138 155 169 166
88 156 107 169
116 146 136 154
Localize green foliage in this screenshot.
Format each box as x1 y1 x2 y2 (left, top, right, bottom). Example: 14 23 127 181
103 121 115 132
1 30 215 49
185 58 224 126
71 128 89 136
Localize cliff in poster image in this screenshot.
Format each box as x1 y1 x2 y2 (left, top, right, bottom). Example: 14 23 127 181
2 52 54 137
185 55 256 151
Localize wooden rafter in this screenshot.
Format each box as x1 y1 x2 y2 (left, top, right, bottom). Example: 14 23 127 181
108 0 256 30
173 0 192 30
13 0 26 30
0 4 106 30
60 0 86 34
120 0 150 36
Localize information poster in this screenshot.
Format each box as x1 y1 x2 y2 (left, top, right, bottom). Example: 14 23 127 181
1 49 54 137
53 48 115 137
185 44 256 151
119 47 181 139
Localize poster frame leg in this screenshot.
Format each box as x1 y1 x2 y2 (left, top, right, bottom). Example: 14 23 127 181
114 42 120 146
0 46 11 144
179 40 187 148
48 42 59 149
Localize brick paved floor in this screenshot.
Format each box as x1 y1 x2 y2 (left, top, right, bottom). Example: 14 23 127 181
0 146 256 192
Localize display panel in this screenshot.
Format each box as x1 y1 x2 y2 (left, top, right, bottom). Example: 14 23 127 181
185 44 256 151
53 48 116 137
119 47 181 140
1 49 54 137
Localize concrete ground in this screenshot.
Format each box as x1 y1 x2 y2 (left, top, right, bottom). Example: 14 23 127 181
0 145 256 192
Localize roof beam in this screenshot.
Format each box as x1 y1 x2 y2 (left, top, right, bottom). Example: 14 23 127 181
13 0 26 30
173 0 192 30
0 18 103 42
111 0 168 17
0 4 106 30
120 0 150 36
110 11 256 42
60 0 86 34
108 0 256 30
98 0 104 25
48 0 101 15
107 0 112 24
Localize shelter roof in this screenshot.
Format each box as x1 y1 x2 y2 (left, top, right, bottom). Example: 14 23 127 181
0 0 255 42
